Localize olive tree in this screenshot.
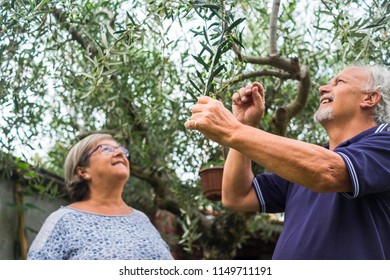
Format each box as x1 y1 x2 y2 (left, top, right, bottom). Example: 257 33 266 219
0 0 388 259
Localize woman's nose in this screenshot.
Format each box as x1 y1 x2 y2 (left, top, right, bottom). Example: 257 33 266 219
113 147 125 156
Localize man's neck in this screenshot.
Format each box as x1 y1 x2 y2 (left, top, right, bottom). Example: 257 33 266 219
323 118 378 150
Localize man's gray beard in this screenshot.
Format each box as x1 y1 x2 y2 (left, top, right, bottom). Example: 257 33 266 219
314 107 333 123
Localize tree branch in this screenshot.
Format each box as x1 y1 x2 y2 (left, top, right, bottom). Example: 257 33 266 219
52 8 99 58
231 24 310 138
14 181 28 260
223 69 295 86
269 0 281 56
271 65 311 136
243 55 302 78
286 65 311 117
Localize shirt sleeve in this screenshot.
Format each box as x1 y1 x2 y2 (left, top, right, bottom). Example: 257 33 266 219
334 132 390 198
252 173 292 213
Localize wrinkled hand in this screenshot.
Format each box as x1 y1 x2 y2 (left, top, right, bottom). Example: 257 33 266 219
184 96 242 146
232 82 265 127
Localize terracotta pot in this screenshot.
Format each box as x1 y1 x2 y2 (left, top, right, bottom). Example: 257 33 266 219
199 166 224 201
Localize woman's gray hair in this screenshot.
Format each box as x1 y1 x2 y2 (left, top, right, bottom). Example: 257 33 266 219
64 133 113 201
359 64 390 124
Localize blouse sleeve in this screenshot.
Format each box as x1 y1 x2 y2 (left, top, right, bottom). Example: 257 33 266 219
27 210 69 260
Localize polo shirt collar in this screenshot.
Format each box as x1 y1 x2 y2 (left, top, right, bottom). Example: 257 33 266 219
327 123 389 149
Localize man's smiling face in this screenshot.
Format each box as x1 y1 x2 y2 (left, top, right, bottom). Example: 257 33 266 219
314 67 371 125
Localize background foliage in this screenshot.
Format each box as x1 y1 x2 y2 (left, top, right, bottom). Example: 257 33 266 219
1 0 388 259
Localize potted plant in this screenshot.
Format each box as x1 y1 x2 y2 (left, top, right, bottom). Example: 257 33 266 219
199 145 227 201
199 164 224 201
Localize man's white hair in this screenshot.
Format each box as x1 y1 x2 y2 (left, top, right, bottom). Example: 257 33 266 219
359 64 390 124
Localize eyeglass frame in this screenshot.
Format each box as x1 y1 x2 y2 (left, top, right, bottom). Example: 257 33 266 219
87 143 130 159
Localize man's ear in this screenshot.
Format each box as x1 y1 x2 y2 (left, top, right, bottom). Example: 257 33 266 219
361 91 381 109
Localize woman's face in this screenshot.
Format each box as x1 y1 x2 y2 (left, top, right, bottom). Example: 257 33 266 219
83 138 130 183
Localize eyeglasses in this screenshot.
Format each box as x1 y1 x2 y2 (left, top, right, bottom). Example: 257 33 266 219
88 144 129 158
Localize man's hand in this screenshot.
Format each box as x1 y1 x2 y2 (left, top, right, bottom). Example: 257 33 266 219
232 82 265 127
184 96 242 146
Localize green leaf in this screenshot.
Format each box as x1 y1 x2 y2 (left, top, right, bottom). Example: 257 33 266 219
318 10 335 16
101 32 109 48
350 32 368 38
203 26 210 45
200 4 220 11
80 89 94 99
192 55 209 71
195 70 205 84
217 38 231 53
232 35 245 49
190 28 204 36
189 79 202 94
225 17 246 34
314 25 331 32
364 16 389 29
205 82 213 95
208 22 220 30
199 42 214 55
126 11 137 25
210 64 224 80
34 0 49 10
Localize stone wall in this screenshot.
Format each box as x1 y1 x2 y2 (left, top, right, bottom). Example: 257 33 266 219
0 177 68 260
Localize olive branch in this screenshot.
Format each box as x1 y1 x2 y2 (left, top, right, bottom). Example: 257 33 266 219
188 1 245 98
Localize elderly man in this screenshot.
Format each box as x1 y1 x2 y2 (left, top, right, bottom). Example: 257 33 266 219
185 64 390 259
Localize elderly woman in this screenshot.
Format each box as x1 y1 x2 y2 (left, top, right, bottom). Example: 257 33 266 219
28 133 173 260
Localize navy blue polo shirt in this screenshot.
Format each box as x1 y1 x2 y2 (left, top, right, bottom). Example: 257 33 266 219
253 123 390 259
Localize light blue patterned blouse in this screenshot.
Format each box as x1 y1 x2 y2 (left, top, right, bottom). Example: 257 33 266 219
27 206 174 260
